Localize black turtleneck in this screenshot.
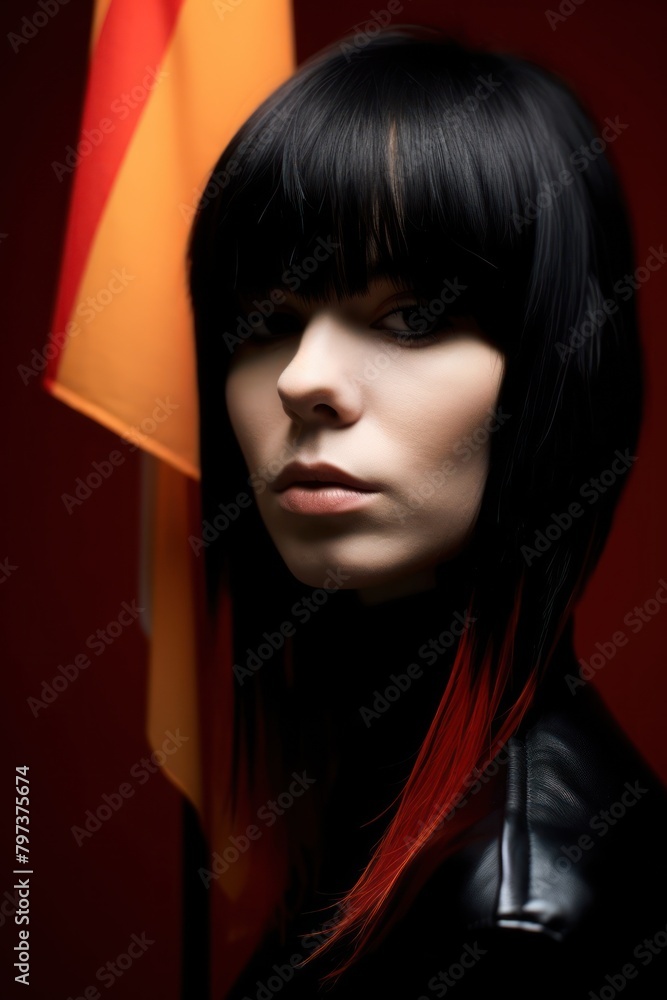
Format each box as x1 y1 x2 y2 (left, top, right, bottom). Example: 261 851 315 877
293 574 474 890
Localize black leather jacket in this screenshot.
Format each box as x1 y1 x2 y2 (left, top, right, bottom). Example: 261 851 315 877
225 598 667 999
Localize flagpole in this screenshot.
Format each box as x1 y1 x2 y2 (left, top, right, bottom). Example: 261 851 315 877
181 798 211 998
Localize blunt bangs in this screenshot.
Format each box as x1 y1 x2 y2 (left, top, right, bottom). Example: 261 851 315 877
190 31 598 351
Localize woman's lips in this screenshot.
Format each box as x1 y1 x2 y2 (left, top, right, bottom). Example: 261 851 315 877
275 482 379 515
272 461 378 493
271 461 380 513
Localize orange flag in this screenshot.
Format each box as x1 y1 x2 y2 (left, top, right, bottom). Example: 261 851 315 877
45 0 294 477
43 1 296 993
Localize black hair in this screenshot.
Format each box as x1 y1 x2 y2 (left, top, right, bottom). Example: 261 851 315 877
187 22 642 975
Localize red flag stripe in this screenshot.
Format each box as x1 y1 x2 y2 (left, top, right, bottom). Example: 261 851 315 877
45 0 186 386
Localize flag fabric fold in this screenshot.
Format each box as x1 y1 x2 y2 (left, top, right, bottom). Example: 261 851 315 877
44 0 296 993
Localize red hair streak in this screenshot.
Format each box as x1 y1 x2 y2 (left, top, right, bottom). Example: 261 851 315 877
296 580 538 981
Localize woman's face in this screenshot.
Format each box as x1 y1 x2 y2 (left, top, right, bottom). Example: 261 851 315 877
225 277 505 596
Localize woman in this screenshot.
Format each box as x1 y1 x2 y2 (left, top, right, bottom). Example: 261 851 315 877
188 25 667 998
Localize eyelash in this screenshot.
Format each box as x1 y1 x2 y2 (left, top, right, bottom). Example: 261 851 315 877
373 304 456 345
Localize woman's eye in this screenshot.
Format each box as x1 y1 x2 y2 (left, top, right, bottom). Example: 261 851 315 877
236 301 459 347
373 304 456 342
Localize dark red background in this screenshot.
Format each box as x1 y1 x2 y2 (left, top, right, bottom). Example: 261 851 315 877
2 1 666 997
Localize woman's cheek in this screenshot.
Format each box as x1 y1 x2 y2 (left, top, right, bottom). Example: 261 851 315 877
225 366 275 473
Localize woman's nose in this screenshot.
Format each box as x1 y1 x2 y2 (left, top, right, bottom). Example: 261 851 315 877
276 313 363 427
